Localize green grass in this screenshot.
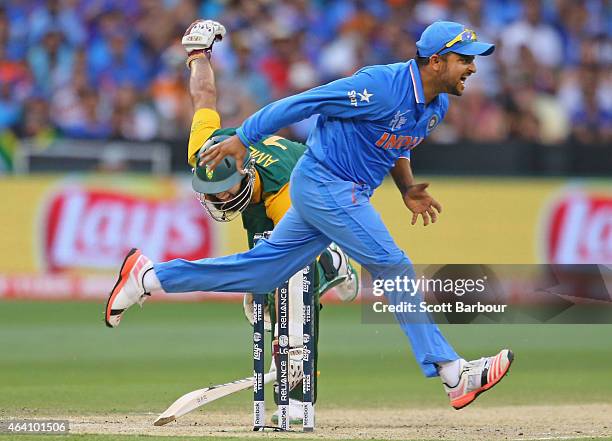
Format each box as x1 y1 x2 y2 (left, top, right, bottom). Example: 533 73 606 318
0 300 611 417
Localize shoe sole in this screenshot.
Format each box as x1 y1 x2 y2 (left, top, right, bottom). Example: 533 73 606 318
451 350 514 410
104 248 140 328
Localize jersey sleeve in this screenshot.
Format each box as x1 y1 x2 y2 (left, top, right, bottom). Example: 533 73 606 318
398 151 411 161
187 108 222 167
237 67 392 146
263 183 291 226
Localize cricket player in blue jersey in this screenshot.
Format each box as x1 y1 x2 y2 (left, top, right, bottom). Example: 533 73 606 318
106 20 513 410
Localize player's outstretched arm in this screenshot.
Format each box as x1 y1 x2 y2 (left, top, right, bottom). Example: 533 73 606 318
237 68 391 147
183 19 225 109
182 19 226 165
202 69 393 172
390 158 442 226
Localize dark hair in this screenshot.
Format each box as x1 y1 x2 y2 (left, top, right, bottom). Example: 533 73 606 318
415 52 450 66
416 55 430 67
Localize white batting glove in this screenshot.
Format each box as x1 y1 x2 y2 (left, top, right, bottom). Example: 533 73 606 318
182 19 226 55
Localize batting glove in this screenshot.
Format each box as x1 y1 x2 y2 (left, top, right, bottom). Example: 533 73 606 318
182 19 226 66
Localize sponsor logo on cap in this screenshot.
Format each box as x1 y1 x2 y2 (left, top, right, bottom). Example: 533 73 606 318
205 165 214 180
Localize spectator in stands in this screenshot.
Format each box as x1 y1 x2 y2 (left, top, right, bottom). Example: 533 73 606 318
110 84 158 141
89 30 151 93
28 0 86 47
27 27 75 96
570 68 612 145
51 48 89 131
60 87 112 139
0 80 22 131
501 0 564 68
0 40 31 130
15 95 59 147
0 6 24 61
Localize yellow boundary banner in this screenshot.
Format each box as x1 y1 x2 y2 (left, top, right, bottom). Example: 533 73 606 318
0 175 610 300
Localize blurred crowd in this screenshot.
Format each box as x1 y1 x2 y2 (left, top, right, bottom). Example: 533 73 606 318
0 0 610 171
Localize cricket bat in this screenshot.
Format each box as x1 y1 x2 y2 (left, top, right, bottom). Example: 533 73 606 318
153 371 275 426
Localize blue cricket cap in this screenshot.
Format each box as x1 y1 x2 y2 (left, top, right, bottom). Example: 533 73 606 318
416 21 495 57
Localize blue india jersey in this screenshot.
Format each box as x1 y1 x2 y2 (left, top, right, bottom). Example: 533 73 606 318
237 59 448 189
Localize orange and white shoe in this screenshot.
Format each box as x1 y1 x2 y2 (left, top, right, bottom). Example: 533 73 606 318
444 349 514 410
105 248 154 328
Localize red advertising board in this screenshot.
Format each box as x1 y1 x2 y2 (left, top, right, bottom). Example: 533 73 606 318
44 186 215 271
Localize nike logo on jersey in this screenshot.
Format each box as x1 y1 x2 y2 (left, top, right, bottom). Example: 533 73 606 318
375 132 423 150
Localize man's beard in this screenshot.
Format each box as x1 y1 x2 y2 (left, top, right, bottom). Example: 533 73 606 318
440 68 464 96
445 77 464 96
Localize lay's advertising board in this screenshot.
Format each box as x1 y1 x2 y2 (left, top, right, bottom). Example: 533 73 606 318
0 175 610 300
0 175 219 300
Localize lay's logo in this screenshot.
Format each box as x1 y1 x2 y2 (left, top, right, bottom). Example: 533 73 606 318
43 187 215 271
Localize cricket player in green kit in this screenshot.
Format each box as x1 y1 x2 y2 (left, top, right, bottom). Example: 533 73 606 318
182 20 358 424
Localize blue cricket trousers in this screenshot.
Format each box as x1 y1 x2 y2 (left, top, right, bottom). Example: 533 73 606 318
155 154 459 377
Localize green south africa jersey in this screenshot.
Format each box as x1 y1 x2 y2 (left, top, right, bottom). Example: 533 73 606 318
209 127 306 248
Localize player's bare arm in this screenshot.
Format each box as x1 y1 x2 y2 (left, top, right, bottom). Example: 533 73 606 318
189 56 217 111
390 158 442 226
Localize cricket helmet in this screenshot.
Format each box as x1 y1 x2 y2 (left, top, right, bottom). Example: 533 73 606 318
192 135 255 222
